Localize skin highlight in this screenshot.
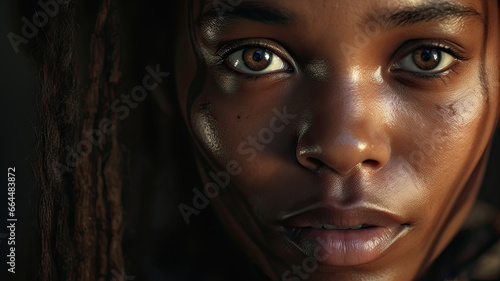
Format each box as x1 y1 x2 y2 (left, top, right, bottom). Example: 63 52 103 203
175 0 500 280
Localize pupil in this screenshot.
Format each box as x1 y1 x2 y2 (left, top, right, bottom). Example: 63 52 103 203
242 47 273 71
421 50 438 62
253 51 263 62
413 49 441 71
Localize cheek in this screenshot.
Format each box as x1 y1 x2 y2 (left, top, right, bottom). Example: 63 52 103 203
190 88 294 165
188 75 302 214
193 108 227 159
393 87 490 213
188 63 296 157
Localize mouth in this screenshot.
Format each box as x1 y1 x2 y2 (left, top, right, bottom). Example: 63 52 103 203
279 206 410 266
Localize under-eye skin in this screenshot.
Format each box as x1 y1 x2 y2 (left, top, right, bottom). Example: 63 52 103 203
218 38 294 76
391 39 470 81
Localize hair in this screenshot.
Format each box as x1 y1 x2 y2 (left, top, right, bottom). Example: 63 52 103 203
16 0 500 280
33 1 125 279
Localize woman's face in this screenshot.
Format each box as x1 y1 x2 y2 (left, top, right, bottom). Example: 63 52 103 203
175 0 500 280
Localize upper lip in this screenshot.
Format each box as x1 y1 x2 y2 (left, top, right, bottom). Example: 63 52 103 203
277 203 407 228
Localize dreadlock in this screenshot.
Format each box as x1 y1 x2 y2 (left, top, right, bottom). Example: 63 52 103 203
33 0 125 279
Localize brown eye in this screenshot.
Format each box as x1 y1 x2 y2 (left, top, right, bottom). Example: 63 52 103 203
395 47 455 74
227 46 288 74
243 48 273 71
412 49 441 70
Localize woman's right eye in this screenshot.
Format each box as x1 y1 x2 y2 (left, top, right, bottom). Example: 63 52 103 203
226 47 291 75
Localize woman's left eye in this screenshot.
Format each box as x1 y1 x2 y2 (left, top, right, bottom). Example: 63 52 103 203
227 47 290 74
394 48 457 74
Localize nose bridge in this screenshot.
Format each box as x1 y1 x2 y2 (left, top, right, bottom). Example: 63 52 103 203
296 67 390 174
317 66 377 136
316 80 379 151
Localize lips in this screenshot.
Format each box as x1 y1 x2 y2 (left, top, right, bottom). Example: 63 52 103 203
311 224 368 230
279 205 410 266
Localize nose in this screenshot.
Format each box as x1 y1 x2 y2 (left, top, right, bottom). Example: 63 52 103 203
296 81 391 175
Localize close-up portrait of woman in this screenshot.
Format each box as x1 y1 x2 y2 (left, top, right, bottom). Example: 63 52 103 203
2 0 500 280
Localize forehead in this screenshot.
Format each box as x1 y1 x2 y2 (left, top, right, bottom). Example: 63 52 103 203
195 0 494 49
199 0 487 25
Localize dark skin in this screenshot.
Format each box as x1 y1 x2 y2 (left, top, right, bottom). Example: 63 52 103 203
175 0 500 280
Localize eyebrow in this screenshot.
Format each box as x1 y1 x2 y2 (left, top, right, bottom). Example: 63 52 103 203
370 1 484 29
199 0 483 30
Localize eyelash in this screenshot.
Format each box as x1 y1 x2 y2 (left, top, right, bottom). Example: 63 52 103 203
401 41 468 61
217 39 290 63
217 39 469 81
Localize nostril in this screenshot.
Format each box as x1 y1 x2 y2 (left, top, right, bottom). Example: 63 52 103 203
362 159 380 168
302 157 324 172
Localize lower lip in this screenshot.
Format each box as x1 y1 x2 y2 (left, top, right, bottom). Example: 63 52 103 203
284 225 407 266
